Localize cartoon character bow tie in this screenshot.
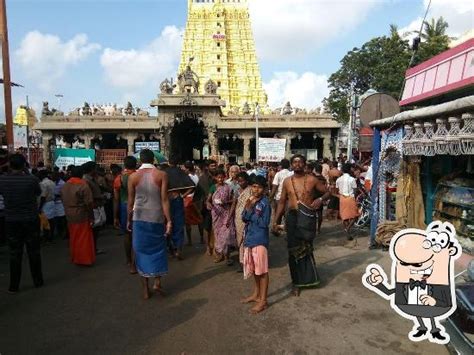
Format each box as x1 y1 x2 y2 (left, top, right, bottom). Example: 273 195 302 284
409 279 427 290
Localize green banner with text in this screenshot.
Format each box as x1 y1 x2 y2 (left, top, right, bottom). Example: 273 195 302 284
54 149 96 169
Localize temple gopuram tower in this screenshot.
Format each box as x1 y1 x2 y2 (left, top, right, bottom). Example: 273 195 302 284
179 0 268 114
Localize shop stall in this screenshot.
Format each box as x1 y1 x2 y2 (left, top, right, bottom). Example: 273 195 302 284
369 37 474 350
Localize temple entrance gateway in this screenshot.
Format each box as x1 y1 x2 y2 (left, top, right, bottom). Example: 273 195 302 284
291 133 324 160
170 113 206 162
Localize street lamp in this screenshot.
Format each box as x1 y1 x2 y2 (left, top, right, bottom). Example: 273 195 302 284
255 102 260 163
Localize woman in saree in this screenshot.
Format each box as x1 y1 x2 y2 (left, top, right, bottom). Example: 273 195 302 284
208 169 236 265
231 172 252 272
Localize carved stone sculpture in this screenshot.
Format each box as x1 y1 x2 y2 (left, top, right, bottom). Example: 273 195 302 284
111 104 122 116
68 108 80 116
309 107 321 115
204 79 218 95
160 78 175 94
177 65 200 94
242 102 251 115
282 101 293 115
136 108 150 117
42 101 64 116
93 105 105 116
180 93 198 106
81 102 92 116
124 102 134 116
42 102 52 116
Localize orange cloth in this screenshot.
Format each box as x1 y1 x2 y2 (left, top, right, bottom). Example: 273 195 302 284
184 195 203 225
113 175 121 191
364 180 372 192
68 221 95 266
39 213 50 231
339 195 360 221
113 169 136 191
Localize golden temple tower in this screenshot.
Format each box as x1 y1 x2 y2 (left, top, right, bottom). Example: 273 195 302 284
179 0 268 114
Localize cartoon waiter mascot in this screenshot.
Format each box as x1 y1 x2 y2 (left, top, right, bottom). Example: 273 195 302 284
363 221 461 345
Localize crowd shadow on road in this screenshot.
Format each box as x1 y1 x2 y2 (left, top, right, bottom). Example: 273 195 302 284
131 298 209 354
264 222 383 307
317 251 383 288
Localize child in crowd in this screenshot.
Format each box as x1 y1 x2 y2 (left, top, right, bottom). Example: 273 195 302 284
241 175 271 314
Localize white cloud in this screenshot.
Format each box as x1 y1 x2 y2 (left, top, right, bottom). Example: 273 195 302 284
399 0 474 41
249 0 380 60
15 31 101 91
100 26 183 90
264 71 329 109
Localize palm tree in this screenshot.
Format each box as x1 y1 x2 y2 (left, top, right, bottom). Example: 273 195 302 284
421 17 451 41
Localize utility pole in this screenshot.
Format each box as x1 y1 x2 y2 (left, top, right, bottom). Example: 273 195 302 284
0 0 14 152
255 103 260 164
347 86 358 163
26 95 30 163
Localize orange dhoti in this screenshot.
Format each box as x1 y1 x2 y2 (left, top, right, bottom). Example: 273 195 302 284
184 195 203 225
339 195 360 221
68 221 96 266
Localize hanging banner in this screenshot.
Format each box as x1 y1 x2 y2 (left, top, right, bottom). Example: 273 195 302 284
53 148 96 169
13 125 28 149
258 138 286 162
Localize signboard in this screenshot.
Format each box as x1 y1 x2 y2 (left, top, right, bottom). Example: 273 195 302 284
13 125 28 148
134 141 160 153
213 34 226 40
54 148 95 169
258 138 286 162
307 149 318 161
203 144 210 159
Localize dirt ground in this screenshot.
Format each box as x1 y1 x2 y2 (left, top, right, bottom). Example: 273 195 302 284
0 222 449 354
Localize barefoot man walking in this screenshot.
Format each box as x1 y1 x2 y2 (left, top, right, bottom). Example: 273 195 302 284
273 155 330 296
127 149 172 299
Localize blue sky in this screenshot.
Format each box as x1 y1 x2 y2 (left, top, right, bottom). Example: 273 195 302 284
3 0 473 118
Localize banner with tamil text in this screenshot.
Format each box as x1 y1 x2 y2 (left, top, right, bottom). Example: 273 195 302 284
54 148 96 170
258 138 286 162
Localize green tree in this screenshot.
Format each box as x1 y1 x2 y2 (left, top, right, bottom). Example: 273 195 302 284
421 17 449 40
324 25 410 123
324 18 452 123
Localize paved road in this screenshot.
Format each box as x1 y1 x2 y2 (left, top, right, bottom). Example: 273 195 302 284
0 223 448 354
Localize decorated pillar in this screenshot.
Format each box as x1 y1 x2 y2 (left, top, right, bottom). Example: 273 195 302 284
158 127 170 158
242 132 252 163
126 133 136 156
208 126 219 157
83 133 92 150
41 132 53 166
285 132 296 158
322 130 332 159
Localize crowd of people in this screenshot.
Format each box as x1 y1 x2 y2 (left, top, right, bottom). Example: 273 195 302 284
0 149 372 314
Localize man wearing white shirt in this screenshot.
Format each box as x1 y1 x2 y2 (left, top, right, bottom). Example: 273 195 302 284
270 159 293 232
335 163 360 238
